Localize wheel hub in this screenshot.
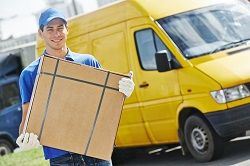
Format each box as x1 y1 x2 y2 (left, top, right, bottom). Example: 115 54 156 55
0 146 9 156
191 127 208 152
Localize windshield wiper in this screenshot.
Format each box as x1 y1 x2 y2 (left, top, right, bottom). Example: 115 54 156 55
210 38 250 54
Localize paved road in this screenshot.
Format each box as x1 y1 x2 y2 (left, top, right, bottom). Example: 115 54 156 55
117 136 250 166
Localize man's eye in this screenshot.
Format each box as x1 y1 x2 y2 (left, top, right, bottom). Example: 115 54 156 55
47 29 53 32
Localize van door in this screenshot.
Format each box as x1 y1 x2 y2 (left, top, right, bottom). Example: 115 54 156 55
128 25 183 144
0 78 22 140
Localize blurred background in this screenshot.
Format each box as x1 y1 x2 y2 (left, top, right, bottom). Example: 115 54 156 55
0 0 117 59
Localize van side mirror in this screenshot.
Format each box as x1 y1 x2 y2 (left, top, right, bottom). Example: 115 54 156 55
155 50 172 72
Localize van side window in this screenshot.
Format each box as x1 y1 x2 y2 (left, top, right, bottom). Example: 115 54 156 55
1 83 20 109
135 29 172 70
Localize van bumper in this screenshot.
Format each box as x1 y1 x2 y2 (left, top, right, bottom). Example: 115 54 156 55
205 103 250 138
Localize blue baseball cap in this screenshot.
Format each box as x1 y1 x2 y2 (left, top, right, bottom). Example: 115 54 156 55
39 8 67 29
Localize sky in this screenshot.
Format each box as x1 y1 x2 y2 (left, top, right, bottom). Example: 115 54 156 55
0 0 98 39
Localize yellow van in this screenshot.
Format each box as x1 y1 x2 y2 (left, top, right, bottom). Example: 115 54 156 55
37 0 250 162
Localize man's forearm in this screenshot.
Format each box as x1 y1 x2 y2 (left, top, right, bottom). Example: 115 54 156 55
19 120 25 135
19 103 30 135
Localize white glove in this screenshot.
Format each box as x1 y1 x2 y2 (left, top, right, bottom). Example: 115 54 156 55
119 71 135 98
16 133 40 151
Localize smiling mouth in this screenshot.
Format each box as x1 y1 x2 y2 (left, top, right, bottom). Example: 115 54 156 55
52 39 62 43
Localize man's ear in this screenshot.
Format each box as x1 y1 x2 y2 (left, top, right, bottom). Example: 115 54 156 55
65 25 69 33
38 29 43 39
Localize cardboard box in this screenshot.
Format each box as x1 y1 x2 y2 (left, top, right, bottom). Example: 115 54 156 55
23 55 127 160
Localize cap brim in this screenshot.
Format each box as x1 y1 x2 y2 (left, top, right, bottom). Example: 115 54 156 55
44 17 67 26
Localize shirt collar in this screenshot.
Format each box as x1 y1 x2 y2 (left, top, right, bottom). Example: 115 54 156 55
43 48 71 59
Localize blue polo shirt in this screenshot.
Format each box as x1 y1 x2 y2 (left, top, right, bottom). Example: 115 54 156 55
19 49 101 159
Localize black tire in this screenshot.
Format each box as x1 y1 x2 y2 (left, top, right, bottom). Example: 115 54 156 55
184 114 224 162
112 148 137 165
0 139 14 156
112 149 128 165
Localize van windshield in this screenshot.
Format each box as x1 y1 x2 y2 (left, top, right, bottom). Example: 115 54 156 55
158 1 250 59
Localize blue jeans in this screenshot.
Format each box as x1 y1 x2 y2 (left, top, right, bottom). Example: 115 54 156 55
49 153 112 166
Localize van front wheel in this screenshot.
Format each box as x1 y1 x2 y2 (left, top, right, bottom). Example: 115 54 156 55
184 115 224 162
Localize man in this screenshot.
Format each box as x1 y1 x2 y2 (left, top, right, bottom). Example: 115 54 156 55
16 8 134 166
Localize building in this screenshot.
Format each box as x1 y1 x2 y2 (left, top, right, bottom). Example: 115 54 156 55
96 0 117 7
0 34 36 68
45 0 84 17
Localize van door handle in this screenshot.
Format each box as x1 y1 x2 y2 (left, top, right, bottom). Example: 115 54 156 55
139 82 149 88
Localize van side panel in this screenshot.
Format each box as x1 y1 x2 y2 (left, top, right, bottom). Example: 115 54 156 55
90 23 129 73
87 22 151 146
67 34 90 54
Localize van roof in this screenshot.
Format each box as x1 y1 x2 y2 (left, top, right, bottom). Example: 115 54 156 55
67 0 228 36
131 0 232 19
36 0 234 53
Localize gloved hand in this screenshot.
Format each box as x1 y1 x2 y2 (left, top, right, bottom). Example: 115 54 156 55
119 71 135 98
16 133 40 151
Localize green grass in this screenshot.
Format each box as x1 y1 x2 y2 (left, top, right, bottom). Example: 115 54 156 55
0 147 49 166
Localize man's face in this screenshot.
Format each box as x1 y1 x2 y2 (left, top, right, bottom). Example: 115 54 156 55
39 18 68 51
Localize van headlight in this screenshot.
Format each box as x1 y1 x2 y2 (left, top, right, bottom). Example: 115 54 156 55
210 85 250 103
